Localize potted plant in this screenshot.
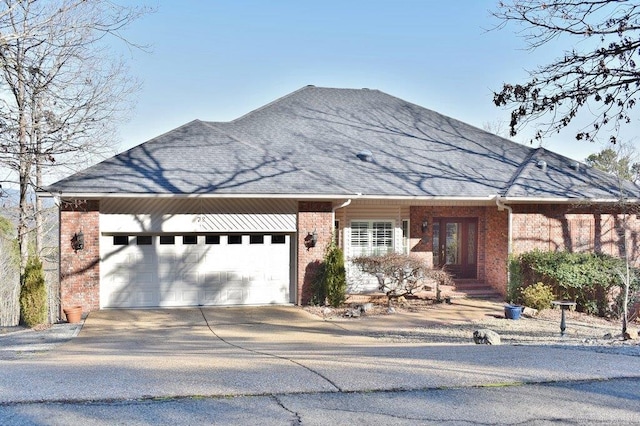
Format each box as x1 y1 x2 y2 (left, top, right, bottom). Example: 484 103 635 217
63 305 83 323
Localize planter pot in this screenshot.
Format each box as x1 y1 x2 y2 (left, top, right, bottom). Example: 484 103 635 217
504 304 523 320
63 306 83 323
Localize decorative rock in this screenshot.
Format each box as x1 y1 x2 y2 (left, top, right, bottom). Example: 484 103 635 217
387 307 396 314
322 307 333 316
522 307 539 318
603 333 613 340
360 303 374 313
345 308 361 318
473 329 501 345
623 329 638 340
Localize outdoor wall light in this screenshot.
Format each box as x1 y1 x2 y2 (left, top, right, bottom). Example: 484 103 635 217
71 230 84 252
305 229 318 249
421 219 428 233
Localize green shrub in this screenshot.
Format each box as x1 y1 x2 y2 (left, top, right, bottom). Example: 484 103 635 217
19 256 48 327
512 249 634 316
521 282 555 311
312 243 347 307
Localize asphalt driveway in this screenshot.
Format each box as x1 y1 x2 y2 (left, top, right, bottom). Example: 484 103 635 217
2 306 640 404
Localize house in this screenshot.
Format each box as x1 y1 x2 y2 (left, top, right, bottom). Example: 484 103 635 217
44 85 640 312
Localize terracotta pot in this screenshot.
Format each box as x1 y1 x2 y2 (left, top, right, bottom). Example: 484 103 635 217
63 306 83 323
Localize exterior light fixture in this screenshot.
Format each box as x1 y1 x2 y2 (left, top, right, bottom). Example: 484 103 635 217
71 230 84 252
421 219 428 233
305 229 318 249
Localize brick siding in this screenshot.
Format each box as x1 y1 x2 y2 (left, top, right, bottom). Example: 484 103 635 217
59 200 100 315
297 201 333 305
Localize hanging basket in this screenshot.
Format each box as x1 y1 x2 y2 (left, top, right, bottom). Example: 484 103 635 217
63 306 83 323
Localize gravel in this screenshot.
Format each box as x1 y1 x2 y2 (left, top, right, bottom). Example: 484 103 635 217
306 302 640 357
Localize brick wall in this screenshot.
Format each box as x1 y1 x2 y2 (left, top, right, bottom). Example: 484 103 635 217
59 200 100 315
297 201 333 305
511 204 640 262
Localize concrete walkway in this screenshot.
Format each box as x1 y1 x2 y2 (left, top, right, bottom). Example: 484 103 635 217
1 305 639 404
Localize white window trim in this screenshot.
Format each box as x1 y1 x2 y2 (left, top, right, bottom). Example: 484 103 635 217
348 220 396 257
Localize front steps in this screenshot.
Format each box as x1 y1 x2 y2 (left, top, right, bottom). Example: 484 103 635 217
452 279 503 300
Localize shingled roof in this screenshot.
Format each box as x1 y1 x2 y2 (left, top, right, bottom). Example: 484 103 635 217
45 86 640 201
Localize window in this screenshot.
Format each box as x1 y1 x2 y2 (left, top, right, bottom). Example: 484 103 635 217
159 235 175 245
334 220 340 247
205 235 220 245
182 235 197 245
136 236 152 245
228 235 242 245
402 219 409 254
271 234 286 244
250 234 264 244
350 221 393 256
113 235 129 246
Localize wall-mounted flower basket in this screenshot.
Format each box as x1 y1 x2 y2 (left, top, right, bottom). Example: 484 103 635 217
63 306 83 323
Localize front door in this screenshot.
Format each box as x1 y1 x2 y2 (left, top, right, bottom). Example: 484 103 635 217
432 218 477 278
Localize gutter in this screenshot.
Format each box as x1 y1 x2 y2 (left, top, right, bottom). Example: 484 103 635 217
331 198 356 244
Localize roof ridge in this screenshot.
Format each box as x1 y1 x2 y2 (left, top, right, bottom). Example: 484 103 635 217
502 147 542 196
230 85 317 123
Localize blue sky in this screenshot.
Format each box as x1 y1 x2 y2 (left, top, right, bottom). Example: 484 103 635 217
113 0 632 163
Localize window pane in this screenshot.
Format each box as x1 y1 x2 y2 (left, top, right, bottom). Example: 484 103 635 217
183 235 197 245
271 234 286 244
205 235 220 245
250 235 264 244
137 236 152 245
113 235 129 246
350 222 369 247
228 235 242 245
432 223 440 265
372 222 393 248
159 235 175 245
467 222 477 264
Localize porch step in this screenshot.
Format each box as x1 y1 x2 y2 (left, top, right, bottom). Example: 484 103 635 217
452 280 503 300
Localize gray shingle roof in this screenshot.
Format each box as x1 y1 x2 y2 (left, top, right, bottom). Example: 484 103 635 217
45 86 640 200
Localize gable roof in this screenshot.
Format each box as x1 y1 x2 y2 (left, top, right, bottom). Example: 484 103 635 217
45 86 640 201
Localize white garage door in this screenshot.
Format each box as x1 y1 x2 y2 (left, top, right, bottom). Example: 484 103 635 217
100 233 292 308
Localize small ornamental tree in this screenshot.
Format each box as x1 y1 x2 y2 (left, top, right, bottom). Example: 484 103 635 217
352 253 453 307
313 243 347 307
19 256 47 327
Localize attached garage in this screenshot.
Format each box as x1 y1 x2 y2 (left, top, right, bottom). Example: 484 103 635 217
98 198 297 308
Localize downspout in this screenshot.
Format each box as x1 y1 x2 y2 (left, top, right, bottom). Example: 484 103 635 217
495 196 513 291
332 199 352 244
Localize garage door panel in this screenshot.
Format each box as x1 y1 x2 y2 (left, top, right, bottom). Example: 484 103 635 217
101 233 291 308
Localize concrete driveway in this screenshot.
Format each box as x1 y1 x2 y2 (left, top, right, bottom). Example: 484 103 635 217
2 306 640 404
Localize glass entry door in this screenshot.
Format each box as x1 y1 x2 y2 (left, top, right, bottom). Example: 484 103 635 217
432 218 477 278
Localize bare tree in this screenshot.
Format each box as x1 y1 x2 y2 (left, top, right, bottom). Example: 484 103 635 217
0 0 149 274
492 0 640 144
352 253 453 307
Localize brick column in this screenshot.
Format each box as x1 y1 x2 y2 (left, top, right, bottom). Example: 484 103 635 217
60 200 100 314
297 201 333 305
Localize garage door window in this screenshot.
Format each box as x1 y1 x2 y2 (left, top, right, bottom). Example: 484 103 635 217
160 236 175 245
228 235 242 244
137 236 152 245
182 235 197 245
271 234 286 244
113 235 129 246
250 235 264 244
205 235 220 244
